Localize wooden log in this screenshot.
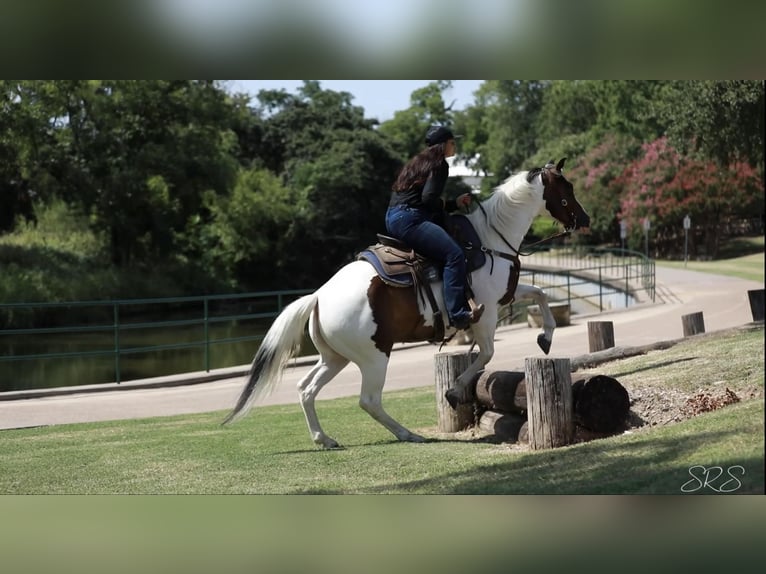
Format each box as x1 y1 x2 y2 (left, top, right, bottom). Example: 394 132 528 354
681 311 705 337
748 289 765 321
478 410 526 442
587 321 615 353
518 421 529 444
571 375 630 433
570 340 678 371
474 370 526 414
524 357 574 449
435 351 478 432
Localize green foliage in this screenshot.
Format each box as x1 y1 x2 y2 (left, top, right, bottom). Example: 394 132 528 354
465 80 549 184
657 80 765 167
378 80 455 160
202 167 303 289
2 80 764 300
617 137 764 257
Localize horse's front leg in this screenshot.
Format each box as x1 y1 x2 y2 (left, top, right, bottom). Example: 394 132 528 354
444 316 496 409
516 283 555 354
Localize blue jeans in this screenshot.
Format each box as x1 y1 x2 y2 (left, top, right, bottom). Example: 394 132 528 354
385 205 471 324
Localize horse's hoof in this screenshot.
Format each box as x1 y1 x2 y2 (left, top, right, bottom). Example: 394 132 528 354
445 389 459 410
316 436 343 449
537 334 551 355
405 433 426 443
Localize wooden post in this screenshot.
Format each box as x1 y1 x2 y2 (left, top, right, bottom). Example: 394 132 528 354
435 351 478 432
681 312 705 337
587 321 615 353
748 289 765 321
524 357 574 449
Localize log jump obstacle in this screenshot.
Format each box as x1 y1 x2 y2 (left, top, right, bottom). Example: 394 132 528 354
435 351 630 448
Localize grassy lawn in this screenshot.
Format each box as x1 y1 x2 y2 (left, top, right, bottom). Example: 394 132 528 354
656 235 764 283
1 327 762 495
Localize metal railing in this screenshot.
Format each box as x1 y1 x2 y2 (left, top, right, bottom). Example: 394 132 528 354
520 246 656 310
0 289 313 388
1 247 655 392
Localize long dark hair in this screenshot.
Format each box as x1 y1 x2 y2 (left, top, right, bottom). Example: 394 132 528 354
392 144 446 192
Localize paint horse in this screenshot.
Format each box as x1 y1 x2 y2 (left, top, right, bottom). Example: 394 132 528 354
224 159 590 448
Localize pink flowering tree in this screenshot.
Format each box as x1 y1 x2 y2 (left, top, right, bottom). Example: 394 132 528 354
566 133 643 245
617 137 763 258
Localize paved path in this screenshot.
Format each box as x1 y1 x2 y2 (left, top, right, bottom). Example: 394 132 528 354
1 266 762 430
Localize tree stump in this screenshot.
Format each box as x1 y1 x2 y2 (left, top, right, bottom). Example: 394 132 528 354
587 321 615 353
748 289 765 321
474 370 526 414
435 351 478 432
571 375 630 433
524 358 574 449
681 312 705 337
478 411 526 441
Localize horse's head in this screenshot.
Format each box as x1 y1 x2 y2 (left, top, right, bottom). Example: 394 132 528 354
541 158 590 233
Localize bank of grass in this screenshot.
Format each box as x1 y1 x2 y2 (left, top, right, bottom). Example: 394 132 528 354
0 201 224 317
1 326 762 494
656 235 764 283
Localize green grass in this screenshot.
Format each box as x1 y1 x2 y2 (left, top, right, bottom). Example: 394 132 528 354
656 235 764 283
1 328 763 494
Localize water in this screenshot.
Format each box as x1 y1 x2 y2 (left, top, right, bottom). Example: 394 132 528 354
0 319 317 393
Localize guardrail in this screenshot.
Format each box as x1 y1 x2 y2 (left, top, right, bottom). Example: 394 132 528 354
1 247 655 392
0 289 313 389
519 246 655 312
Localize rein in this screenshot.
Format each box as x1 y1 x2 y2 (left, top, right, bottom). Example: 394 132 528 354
476 200 570 258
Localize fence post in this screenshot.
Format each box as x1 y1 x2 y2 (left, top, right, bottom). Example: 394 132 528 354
435 351 478 432
598 267 603 311
747 289 765 321
588 321 615 353
524 357 573 449
681 312 705 337
204 297 210 372
113 303 121 384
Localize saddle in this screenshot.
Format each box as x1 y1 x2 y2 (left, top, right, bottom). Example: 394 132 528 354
356 215 489 342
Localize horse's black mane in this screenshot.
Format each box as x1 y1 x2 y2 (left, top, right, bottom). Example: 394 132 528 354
526 167 544 183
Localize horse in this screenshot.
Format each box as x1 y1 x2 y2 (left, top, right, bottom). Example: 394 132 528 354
223 158 590 448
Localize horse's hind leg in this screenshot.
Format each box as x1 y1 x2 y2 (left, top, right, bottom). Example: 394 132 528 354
358 355 426 443
298 321 349 449
297 357 348 449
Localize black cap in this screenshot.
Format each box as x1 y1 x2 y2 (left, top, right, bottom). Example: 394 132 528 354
425 125 456 146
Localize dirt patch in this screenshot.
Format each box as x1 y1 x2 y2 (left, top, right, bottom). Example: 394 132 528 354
624 382 762 430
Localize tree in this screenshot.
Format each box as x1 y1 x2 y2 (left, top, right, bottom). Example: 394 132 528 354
617 137 764 258
656 80 765 168
45 80 240 265
462 80 549 187
378 80 455 161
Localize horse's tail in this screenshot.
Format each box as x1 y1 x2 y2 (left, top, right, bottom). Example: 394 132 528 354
222 293 318 425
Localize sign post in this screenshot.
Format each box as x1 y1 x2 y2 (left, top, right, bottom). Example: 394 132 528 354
643 218 651 258
619 220 627 253
683 214 691 267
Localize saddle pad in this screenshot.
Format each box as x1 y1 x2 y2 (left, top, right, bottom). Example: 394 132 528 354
357 249 416 287
357 248 442 288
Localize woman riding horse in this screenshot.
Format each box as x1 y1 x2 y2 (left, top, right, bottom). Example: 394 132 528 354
385 125 484 331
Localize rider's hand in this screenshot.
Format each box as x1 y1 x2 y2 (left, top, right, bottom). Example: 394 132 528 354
456 193 472 208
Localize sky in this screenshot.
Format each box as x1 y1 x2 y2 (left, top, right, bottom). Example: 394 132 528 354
229 80 484 122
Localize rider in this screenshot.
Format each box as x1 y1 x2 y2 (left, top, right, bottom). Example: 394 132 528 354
385 125 484 330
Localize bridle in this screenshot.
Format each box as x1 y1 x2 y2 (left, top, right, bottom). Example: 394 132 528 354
477 164 575 258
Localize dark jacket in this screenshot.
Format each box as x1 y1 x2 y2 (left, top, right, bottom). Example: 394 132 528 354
388 160 458 215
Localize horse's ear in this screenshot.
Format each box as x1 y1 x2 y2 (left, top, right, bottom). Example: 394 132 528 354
556 158 567 171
